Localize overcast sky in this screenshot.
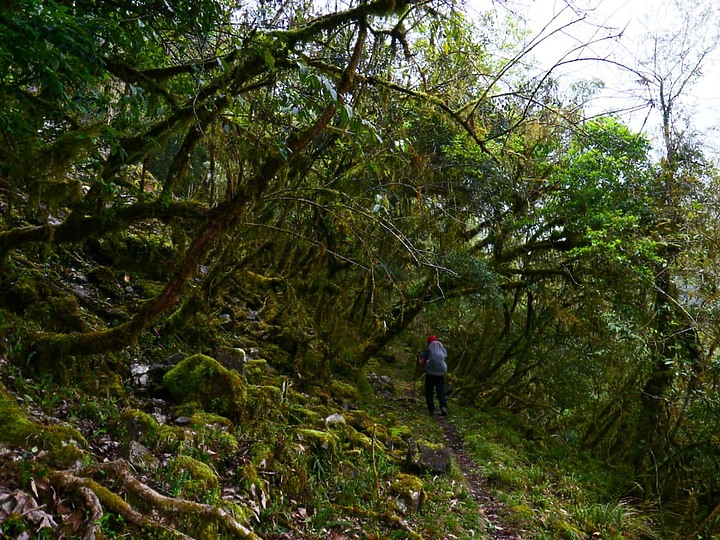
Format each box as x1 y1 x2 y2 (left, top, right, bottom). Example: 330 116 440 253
472 0 720 158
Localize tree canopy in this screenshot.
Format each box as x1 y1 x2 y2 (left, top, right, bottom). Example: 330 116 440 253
2 0 720 537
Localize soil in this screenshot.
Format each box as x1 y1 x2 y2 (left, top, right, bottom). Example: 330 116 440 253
437 417 525 540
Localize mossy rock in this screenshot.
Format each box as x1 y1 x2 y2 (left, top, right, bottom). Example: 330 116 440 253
288 404 321 425
163 354 247 421
346 410 374 434
0 383 85 467
189 412 239 457
153 424 191 453
166 455 219 502
189 412 234 431
295 428 339 455
327 379 359 402
343 425 381 452
244 359 273 382
389 473 426 514
121 409 159 440
246 385 284 419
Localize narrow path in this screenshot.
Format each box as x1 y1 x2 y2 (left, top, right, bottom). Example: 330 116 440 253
437 417 524 540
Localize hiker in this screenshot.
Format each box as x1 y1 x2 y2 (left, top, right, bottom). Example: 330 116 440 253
419 335 448 416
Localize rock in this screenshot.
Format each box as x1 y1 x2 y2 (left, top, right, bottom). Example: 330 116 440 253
215 346 247 374
407 441 452 475
125 440 159 472
325 413 346 427
166 352 186 365
389 473 425 514
162 354 247 421
367 372 394 398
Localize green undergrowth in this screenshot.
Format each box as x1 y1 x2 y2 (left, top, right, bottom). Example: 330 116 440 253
0 337 664 539
443 409 661 540
365 353 663 540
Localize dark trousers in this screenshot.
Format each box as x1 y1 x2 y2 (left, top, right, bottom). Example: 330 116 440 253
425 374 447 413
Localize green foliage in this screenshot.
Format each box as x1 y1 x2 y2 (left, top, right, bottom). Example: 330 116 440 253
0 0 719 537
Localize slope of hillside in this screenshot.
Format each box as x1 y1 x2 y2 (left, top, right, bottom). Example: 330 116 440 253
0 246 660 539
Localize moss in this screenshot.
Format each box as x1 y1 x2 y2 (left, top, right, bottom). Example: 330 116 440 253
327 379 360 402
79 366 125 396
343 425 378 452
163 354 247 421
246 385 284 419
244 359 273 383
167 455 220 502
390 425 413 441
153 424 189 453
3 273 47 310
390 473 425 496
288 404 321 425
346 410 374 434
120 409 190 452
26 295 88 333
121 409 160 440
189 412 234 431
0 383 85 466
389 473 426 514
295 428 339 455
189 412 239 457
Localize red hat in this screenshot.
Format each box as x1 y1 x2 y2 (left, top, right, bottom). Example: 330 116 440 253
427 335 438 344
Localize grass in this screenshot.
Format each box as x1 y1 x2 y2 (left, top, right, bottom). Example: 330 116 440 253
0 344 665 540
363 352 663 540
448 406 661 540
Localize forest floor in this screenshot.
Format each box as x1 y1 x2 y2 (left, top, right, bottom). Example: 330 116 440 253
373 351 528 540
437 416 524 540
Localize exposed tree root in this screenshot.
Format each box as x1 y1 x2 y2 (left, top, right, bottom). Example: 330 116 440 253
50 459 262 540
78 485 103 540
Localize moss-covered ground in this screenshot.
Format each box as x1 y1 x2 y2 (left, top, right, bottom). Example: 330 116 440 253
0 338 661 540
0 253 660 539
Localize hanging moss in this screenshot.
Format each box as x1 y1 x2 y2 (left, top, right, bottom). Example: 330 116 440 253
163 354 247 421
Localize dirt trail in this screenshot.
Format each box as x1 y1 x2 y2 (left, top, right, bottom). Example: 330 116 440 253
437 417 524 540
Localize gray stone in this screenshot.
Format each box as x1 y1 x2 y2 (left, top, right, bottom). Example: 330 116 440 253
407 442 452 475
126 440 159 472
215 346 247 373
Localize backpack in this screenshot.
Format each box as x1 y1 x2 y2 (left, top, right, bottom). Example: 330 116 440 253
426 341 448 375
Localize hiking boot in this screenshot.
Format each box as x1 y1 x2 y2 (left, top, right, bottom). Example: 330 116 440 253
440 408 447 417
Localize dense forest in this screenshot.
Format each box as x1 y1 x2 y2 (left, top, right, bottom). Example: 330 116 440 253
1 0 720 538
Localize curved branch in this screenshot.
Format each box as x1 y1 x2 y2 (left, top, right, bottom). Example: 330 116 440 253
0 200 211 256
30 20 371 363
